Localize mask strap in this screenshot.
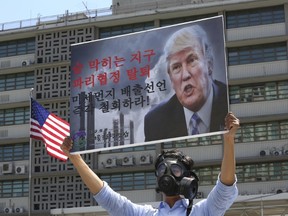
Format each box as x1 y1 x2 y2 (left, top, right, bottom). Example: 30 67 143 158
190 171 199 181
186 199 193 216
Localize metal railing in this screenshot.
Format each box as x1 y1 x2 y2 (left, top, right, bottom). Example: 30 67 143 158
0 0 224 32
0 7 112 32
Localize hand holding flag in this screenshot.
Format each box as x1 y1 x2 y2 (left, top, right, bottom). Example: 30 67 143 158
30 98 70 161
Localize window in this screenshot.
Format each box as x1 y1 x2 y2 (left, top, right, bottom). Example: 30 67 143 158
226 5 284 29
267 122 280 140
0 72 34 91
101 162 288 188
239 120 288 143
163 119 287 147
0 107 30 126
160 13 217 27
229 80 288 104
0 143 29 162
269 162 283 181
280 121 288 139
228 42 287 66
254 123 267 141
278 81 288 99
197 167 213 185
0 38 35 58
99 22 155 39
241 124 254 142
265 83 277 100
0 180 29 198
195 161 288 186
101 172 155 191
163 135 223 149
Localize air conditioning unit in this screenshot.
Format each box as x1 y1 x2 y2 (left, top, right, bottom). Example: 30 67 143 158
2 163 13 174
270 147 282 156
15 207 23 213
139 155 152 165
276 188 284 194
15 165 26 174
105 158 117 168
21 60 30 66
122 156 135 166
3 207 13 214
196 192 204 199
283 144 288 155
259 149 270 156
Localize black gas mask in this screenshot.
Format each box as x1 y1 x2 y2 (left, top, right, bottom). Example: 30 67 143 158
155 158 199 200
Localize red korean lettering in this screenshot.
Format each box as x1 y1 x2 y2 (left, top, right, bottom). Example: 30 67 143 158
73 77 83 89
89 59 100 71
72 62 84 75
85 74 95 87
97 73 108 86
130 50 141 63
102 57 112 69
139 64 150 78
126 67 138 80
110 70 120 84
143 49 156 62
114 56 126 67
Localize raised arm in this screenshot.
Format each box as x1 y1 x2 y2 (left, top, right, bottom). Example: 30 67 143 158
61 137 104 195
61 137 156 215
220 112 240 186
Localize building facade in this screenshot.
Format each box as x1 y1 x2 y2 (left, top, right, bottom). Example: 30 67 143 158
0 0 287 215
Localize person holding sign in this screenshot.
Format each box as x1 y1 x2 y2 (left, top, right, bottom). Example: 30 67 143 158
61 112 239 215
144 24 228 142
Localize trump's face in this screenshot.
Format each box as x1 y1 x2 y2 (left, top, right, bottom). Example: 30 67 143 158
168 43 212 112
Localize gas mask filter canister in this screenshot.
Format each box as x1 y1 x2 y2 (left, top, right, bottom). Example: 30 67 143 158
155 158 199 200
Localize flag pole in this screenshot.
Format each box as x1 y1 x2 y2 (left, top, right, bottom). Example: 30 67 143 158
28 88 34 216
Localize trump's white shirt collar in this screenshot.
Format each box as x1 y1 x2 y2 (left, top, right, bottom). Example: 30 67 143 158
184 87 213 134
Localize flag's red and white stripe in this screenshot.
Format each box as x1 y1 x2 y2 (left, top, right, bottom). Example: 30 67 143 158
31 113 69 161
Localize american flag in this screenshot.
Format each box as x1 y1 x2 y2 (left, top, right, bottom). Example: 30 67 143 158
30 98 69 161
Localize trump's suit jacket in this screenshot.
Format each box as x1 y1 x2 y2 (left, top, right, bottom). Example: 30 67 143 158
144 80 228 142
